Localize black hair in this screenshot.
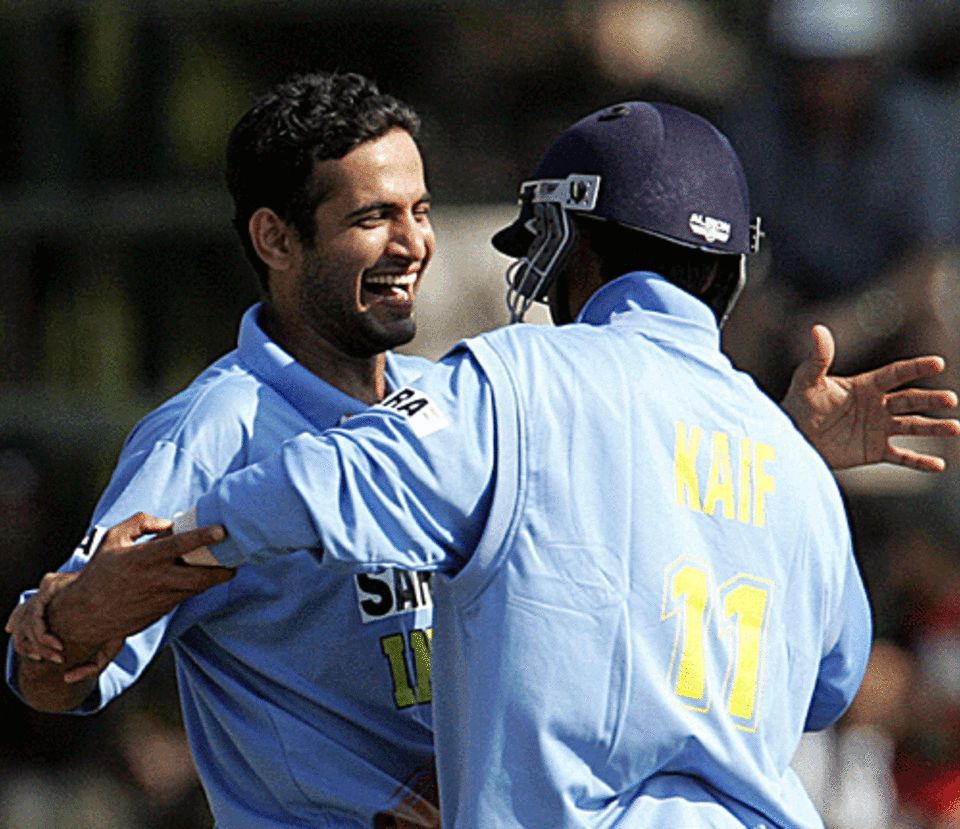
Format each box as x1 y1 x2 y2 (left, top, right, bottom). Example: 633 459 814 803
577 218 742 323
225 72 421 289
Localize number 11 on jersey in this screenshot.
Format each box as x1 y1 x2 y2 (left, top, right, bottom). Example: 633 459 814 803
380 628 433 709
662 556 773 732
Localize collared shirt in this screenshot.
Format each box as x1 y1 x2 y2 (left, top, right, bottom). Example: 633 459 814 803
194 275 871 828
7 304 436 829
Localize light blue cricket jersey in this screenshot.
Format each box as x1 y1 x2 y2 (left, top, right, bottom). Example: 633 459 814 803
6 305 437 829
195 274 872 828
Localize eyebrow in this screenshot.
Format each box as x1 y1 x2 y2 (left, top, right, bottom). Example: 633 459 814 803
344 193 432 221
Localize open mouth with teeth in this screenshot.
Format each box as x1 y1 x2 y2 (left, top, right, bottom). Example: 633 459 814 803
361 271 418 309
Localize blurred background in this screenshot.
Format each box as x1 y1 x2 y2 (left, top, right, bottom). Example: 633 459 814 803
1 0 960 826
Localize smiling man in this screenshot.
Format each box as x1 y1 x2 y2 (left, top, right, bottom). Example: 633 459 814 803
256 124 430 402
146 100 957 827
5 72 439 828
8 73 960 829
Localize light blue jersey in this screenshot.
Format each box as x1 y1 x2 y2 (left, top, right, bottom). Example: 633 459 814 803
194 273 872 828
6 305 436 828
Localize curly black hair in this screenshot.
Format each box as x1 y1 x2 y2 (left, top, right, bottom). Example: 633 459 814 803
225 72 421 288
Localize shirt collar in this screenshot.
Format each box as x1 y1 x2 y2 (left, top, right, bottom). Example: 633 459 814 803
575 271 720 349
236 303 408 428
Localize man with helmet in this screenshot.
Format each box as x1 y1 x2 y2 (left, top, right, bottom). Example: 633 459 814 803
496 101 758 326
15 100 958 826
156 100 894 826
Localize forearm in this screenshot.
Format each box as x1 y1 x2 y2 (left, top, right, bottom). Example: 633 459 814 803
195 436 329 566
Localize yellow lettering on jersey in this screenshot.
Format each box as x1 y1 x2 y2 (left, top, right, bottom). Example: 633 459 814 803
753 442 776 528
409 628 433 704
703 431 734 519
674 422 703 512
737 437 752 524
381 634 417 708
380 627 433 709
723 580 769 724
675 423 777 529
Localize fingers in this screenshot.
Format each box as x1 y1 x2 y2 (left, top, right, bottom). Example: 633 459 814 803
6 599 65 663
64 638 124 684
180 547 222 566
7 602 41 660
883 412 960 472
34 630 66 658
128 513 174 535
10 625 64 663
12 571 74 662
63 662 102 684
886 389 960 415
167 565 236 594
889 414 960 437
140 524 227 564
884 444 948 473
105 512 174 547
865 355 947 392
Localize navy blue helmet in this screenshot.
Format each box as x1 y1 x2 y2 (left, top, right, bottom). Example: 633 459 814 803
493 101 762 324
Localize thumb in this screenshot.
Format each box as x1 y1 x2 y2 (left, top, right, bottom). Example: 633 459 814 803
784 324 836 405
808 324 835 380
64 638 124 684
792 324 835 389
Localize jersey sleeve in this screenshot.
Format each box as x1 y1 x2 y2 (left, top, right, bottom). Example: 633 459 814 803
804 536 873 731
5 440 218 713
195 348 496 575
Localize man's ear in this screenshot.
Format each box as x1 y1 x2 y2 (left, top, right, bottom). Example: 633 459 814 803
249 208 298 273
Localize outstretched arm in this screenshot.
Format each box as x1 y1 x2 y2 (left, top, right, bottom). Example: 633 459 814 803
183 351 496 570
781 325 960 471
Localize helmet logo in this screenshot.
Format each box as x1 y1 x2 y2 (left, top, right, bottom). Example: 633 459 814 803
689 213 731 244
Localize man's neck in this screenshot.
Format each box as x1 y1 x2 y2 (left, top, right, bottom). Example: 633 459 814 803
260 305 387 406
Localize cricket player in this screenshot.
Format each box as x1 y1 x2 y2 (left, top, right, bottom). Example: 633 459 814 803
154 102 951 825
6 72 439 828
9 93 958 827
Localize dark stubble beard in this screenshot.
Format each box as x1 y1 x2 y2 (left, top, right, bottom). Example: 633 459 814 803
299 249 418 359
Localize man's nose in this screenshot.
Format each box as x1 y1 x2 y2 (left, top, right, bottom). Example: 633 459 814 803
388 213 431 262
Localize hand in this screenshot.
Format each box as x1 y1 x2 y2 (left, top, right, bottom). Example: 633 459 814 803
5 572 123 684
782 325 960 471
6 571 77 663
46 512 234 648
